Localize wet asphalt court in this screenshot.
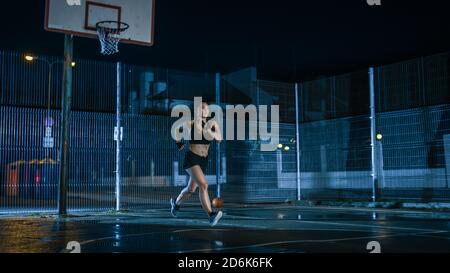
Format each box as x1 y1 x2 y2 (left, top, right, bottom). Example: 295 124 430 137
0 205 449 253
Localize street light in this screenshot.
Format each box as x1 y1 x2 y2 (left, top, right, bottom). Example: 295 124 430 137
25 54 76 66
25 55 35 61
24 54 76 152
25 54 58 123
25 54 76 117
376 133 383 141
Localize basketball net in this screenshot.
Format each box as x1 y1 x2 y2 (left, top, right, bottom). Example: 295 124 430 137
96 21 129 55
97 27 121 55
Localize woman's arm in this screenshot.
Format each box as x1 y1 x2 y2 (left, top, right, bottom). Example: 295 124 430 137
175 120 193 150
204 120 222 142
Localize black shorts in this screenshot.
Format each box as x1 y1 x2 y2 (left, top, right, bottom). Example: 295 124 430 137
183 151 208 173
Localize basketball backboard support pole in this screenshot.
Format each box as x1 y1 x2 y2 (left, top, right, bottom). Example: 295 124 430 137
115 62 122 211
369 67 378 203
58 34 74 216
295 83 302 201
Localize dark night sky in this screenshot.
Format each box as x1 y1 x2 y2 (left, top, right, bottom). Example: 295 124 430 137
1 0 450 82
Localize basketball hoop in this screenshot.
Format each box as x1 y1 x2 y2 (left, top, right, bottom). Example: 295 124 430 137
96 21 129 55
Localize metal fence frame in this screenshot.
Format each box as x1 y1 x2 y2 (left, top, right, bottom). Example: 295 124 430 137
1 50 449 213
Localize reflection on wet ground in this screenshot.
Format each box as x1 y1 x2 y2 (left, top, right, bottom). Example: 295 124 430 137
0 205 449 253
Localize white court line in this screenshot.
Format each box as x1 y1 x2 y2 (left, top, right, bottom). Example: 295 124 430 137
297 220 448 233
218 213 449 233
146 205 450 221
210 204 450 216
60 231 171 253
59 213 448 252
75 212 448 233
174 230 447 253
200 213 449 233
60 226 385 253
60 228 237 252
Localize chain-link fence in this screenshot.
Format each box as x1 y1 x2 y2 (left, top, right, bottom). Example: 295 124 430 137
221 75 297 203
0 50 449 213
373 53 450 201
298 52 450 201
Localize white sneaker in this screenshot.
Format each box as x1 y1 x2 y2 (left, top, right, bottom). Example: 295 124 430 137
209 211 223 227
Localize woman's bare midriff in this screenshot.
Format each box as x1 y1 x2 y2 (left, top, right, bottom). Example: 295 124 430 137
189 144 210 157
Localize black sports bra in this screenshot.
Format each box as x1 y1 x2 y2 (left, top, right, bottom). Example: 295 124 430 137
190 119 214 145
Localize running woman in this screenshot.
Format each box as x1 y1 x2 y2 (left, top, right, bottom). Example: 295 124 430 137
171 102 223 226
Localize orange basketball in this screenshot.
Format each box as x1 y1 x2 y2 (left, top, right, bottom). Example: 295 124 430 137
212 197 223 208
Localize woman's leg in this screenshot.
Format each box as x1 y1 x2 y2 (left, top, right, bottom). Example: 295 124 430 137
175 177 198 207
186 166 212 215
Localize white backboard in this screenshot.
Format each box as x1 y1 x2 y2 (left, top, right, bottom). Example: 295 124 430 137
45 0 155 46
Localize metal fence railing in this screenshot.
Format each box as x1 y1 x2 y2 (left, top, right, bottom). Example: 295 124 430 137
221 79 298 203
297 115 372 200
1 50 450 213
296 52 450 201
0 106 218 212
